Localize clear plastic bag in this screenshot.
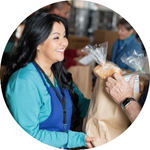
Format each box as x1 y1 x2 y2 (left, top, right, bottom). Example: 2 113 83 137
82 42 108 66
121 50 150 93
121 50 146 71
82 42 122 79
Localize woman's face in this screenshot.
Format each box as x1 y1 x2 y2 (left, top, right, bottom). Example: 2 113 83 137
36 22 68 66
117 24 134 40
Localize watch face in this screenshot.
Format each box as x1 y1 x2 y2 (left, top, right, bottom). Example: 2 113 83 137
122 98 131 106
122 98 135 108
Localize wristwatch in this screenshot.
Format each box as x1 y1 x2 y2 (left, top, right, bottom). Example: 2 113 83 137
121 97 136 110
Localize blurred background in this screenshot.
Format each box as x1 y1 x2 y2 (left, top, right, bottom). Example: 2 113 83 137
0 0 149 137
0 0 149 90
67 1 119 42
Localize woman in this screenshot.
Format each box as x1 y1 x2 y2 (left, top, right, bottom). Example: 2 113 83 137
110 18 143 72
2 13 97 149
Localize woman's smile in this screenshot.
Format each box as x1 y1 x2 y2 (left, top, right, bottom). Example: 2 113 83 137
56 48 65 54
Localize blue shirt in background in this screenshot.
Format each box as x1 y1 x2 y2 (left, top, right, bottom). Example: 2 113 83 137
110 34 143 72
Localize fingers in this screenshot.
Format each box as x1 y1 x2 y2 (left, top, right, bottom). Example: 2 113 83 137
129 75 137 90
106 85 120 104
105 73 127 104
85 136 98 142
106 72 122 84
86 142 94 149
106 76 116 87
112 72 122 81
85 135 98 149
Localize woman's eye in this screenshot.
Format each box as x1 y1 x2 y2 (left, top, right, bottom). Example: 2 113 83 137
54 37 59 40
64 35 67 38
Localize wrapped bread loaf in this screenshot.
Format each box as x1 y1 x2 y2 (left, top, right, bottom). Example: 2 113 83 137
93 62 122 79
139 78 148 94
137 72 149 94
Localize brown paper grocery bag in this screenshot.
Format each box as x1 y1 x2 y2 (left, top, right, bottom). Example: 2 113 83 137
82 78 142 147
68 65 92 99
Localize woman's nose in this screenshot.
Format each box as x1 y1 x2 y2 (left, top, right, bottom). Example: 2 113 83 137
60 38 68 47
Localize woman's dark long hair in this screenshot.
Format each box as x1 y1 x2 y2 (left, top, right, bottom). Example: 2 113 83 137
2 13 80 129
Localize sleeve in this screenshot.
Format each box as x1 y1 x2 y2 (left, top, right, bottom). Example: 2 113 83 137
64 48 77 58
73 84 90 118
6 77 86 149
64 48 78 69
139 80 150 107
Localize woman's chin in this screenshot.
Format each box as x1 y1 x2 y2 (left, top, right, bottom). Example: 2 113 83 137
56 57 64 63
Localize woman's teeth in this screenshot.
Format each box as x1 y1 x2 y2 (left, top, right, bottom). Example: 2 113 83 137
56 50 64 52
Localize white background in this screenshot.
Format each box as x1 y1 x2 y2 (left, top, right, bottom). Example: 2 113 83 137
0 0 150 150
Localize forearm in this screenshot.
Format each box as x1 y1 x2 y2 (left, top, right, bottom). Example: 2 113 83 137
33 129 86 148
73 84 90 118
123 101 142 123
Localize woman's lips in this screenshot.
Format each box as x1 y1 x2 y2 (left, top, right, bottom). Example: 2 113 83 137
56 49 65 54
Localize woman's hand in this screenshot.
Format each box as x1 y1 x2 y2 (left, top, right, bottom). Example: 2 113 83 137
105 73 136 105
76 49 87 57
85 135 98 149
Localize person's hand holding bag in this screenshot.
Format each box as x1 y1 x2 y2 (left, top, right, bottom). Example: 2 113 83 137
85 135 98 148
105 73 136 105
105 73 143 123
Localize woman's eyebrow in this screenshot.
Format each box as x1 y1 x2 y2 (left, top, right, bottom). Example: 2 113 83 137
51 32 60 35
51 31 66 35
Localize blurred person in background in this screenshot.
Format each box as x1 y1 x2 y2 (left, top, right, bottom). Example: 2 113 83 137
110 18 143 72
48 0 71 19
105 73 149 123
